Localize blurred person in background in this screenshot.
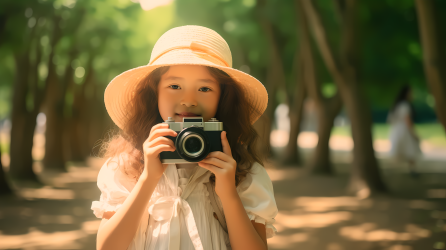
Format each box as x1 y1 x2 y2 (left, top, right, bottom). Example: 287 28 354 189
387 85 422 178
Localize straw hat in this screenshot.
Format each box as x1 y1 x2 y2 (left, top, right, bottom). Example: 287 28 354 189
104 25 268 129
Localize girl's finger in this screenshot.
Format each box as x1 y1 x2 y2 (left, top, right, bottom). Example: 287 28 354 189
150 123 169 133
206 151 232 163
151 144 175 155
200 156 226 169
147 136 175 148
146 124 169 141
198 162 222 175
149 129 177 141
221 131 232 156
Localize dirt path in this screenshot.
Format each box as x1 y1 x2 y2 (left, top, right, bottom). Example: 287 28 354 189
0 155 445 250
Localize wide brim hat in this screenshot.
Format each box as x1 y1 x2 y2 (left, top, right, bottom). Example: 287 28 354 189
104 25 268 129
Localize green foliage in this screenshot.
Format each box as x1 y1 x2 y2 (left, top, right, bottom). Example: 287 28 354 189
0 0 443 123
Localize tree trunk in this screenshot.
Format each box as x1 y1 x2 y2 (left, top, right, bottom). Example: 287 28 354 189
42 14 82 170
8 54 40 182
43 50 77 171
8 16 60 181
310 96 342 174
281 85 306 165
414 0 446 133
9 113 38 180
343 84 386 194
281 44 306 166
0 143 14 195
43 78 68 171
254 0 289 159
66 66 93 161
302 0 387 195
297 0 342 174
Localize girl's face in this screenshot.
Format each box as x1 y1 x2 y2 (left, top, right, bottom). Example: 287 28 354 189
158 65 221 123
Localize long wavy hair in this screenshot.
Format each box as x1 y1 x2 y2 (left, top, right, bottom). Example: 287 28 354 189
100 66 265 186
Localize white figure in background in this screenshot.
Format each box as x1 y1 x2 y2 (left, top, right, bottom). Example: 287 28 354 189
274 104 290 133
387 85 422 177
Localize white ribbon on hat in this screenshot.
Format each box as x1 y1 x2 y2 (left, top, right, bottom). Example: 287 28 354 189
147 164 209 250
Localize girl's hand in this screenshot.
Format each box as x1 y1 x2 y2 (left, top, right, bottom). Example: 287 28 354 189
142 123 177 180
198 131 237 198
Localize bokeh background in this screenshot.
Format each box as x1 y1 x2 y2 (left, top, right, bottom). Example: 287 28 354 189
0 0 446 249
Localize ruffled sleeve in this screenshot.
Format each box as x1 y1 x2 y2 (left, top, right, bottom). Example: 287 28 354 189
236 162 278 238
91 156 135 219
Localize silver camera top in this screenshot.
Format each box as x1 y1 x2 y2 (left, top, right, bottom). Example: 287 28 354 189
164 117 223 131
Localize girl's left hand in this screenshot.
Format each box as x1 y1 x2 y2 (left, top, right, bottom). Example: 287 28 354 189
198 131 237 198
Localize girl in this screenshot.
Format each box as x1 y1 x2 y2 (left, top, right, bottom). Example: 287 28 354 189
91 25 278 250
387 85 422 177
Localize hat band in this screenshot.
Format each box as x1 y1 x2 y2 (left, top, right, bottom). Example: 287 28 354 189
149 41 230 67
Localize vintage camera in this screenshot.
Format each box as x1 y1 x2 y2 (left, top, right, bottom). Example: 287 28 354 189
160 117 224 164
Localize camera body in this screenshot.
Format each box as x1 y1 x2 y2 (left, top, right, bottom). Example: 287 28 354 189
160 117 224 164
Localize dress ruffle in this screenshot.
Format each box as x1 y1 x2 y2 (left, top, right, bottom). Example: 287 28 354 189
91 200 124 218
246 211 277 238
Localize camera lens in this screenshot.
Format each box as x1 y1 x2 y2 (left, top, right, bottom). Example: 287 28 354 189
182 134 204 157
175 126 210 162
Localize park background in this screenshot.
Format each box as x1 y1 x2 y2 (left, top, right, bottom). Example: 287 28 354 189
0 0 446 249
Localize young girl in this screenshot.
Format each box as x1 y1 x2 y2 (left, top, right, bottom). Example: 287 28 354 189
91 25 278 250
387 85 422 177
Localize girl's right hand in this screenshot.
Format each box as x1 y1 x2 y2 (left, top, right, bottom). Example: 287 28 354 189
142 123 177 180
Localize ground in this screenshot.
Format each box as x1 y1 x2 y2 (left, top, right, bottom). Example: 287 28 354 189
0 126 445 250
0 150 445 250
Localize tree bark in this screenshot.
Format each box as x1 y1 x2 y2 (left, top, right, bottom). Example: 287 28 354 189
414 0 446 133
297 0 342 174
66 59 94 161
8 52 40 181
310 95 342 174
301 0 387 194
42 12 83 170
43 48 77 171
9 16 62 180
281 38 306 166
255 0 290 159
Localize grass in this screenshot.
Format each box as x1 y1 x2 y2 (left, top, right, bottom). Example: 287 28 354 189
332 123 446 147
0 141 8 154
0 124 445 156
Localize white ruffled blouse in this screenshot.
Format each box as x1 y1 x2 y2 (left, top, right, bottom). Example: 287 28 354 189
91 156 278 250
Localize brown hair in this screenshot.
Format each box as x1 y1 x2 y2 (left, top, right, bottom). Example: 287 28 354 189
100 66 264 186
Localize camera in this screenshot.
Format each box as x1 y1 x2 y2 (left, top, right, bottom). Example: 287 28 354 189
160 117 224 164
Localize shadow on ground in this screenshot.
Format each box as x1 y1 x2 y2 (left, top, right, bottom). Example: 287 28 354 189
0 154 445 250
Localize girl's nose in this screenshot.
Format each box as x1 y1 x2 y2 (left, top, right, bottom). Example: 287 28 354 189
180 92 198 107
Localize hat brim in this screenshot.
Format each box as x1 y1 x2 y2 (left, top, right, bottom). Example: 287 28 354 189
104 50 268 129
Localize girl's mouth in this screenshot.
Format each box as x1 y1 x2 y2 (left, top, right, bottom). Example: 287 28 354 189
176 112 200 117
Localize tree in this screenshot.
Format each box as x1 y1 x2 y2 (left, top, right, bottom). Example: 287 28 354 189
297 0 342 174
414 0 446 133
255 0 294 158
281 47 306 166
42 9 85 171
301 0 387 195
7 3 62 180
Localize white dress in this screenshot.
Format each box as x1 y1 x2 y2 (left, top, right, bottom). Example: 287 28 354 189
91 156 278 250
388 101 422 161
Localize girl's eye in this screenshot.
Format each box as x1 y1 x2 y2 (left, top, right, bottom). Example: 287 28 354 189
199 87 211 92
169 85 180 90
